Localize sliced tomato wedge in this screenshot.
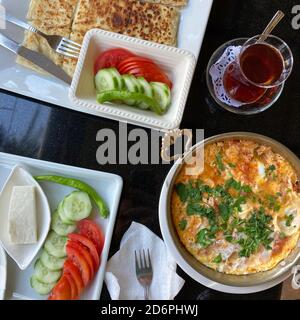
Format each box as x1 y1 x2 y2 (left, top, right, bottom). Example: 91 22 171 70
66 243 91 286
67 240 95 277
64 272 78 300
118 57 172 88
63 260 84 297
68 234 100 270
48 276 72 300
78 220 105 255
94 48 135 74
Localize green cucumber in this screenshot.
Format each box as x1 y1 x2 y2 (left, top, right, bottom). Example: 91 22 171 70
122 74 140 105
34 259 62 284
95 68 119 92
30 276 56 295
57 202 74 225
44 231 67 258
51 210 76 236
151 82 171 111
61 191 92 222
137 77 154 109
97 90 164 115
40 249 65 271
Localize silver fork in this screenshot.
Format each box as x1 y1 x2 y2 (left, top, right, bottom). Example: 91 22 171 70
135 249 153 300
2 12 81 59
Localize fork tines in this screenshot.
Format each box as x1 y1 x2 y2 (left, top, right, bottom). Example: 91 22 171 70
135 249 152 273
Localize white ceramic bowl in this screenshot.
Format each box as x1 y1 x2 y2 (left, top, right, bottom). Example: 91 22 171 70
69 29 196 131
0 166 51 270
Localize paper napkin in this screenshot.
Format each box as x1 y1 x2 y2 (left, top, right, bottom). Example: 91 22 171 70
105 222 185 300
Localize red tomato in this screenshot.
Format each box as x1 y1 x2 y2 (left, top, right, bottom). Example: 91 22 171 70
118 57 172 88
94 48 135 74
48 276 72 300
63 260 84 296
68 234 100 270
78 220 105 255
66 244 91 286
64 272 78 300
67 240 95 277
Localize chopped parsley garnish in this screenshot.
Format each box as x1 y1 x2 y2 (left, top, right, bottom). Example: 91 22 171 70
238 208 273 258
213 254 222 264
175 179 275 258
267 195 281 212
266 165 276 175
175 183 189 202
179 219 187 231
279 232 286 239
228 163 236 168
215 152 225 173
196 227 217 248
266 165 277 180
285 214 294 227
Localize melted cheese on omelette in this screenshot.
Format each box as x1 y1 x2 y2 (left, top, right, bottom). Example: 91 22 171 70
171 140 300 275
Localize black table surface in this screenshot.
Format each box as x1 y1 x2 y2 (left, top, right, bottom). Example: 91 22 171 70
1 0 299 300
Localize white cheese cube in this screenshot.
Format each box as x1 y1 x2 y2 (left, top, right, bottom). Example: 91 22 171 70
8 186 37 244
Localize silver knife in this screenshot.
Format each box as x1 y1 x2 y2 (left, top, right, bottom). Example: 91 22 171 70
0 33 72 85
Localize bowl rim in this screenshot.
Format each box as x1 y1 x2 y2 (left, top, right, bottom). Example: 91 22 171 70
159 132 300 289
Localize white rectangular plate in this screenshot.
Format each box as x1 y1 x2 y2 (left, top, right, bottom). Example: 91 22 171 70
0 0 213 121
0 152 123 300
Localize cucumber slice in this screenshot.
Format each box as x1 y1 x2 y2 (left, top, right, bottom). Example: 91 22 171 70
107 68 125 90
34 259 62 284
44 231 67 258
30 276 56 295
151 82 171 111
61 191 92 222
137 77 154 109
40 249 65 271
95 69 119 92
122 75 140 105
97 90 164 115
51 210 76 236
57 202 74 225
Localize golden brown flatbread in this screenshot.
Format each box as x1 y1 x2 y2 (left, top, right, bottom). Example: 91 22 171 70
27 0 78 28
61 31 85 77
141 0 187 6
125 1 180 46
72 0 132 34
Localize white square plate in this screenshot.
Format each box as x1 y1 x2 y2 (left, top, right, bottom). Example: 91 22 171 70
0 0 213 124
0 152 123 300
70 29 196 130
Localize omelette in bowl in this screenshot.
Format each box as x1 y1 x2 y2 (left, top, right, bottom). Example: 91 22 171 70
171 139 300 275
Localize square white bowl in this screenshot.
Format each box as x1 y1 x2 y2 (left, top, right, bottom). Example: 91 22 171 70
69 29 196 131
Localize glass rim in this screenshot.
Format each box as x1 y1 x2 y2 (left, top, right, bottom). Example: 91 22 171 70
238 34 294 89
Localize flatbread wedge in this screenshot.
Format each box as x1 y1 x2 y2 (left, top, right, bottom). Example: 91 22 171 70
27 0 79 28
125 1 180 46
72 0 132 34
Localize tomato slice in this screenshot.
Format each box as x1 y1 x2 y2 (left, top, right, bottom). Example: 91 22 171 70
64 272 78 300
48 276 72 300
63 260 84 296
67 240 95 277
94 48 135 74
66 243 91 286
118 57 172 88
78 220 105 255
68 234 100 270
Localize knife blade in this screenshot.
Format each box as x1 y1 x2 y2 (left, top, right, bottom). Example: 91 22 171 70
0 33 72 85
